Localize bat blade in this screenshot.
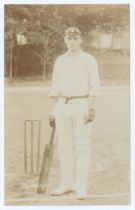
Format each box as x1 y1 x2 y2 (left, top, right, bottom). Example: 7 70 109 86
37 144 49 193
37 127 55 194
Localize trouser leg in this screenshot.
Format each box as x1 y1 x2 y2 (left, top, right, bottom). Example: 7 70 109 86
55 102 74 189
73 106 93 197
75 136 91 195
50 138 74 195
58 138 74 188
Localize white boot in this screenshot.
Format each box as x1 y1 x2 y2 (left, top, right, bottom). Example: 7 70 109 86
50 185 74 196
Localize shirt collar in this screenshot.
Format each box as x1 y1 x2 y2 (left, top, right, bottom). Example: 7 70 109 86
64 49 83 58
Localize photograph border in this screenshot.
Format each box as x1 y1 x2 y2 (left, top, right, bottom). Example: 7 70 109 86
1 0 135 209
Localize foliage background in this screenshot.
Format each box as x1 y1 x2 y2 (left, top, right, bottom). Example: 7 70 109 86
4 4 130 83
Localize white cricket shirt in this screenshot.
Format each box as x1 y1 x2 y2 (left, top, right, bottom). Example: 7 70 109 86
49 50 100 97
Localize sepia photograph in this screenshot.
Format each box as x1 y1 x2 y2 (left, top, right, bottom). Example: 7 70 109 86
4 2 131 206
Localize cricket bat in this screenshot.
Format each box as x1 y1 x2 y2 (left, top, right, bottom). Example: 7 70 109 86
37 126 55 194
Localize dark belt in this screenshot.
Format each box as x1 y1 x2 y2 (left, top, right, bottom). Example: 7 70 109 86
59 95 89 104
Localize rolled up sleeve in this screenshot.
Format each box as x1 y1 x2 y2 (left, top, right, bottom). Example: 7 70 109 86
87 56 101 96
49 58 60 98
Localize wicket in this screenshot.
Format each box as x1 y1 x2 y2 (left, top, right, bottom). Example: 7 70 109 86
24 120 41 175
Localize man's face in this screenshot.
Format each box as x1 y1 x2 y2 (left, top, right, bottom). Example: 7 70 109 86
64 35 82 51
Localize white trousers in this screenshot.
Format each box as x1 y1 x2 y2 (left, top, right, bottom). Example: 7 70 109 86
55 98 93 194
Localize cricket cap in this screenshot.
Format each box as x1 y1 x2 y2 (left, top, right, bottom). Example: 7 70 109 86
65 27 81 37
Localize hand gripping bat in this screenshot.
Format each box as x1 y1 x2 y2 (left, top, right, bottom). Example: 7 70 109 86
37 125 55 194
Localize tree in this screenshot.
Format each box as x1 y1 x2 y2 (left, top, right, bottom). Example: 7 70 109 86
4 4 129 77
